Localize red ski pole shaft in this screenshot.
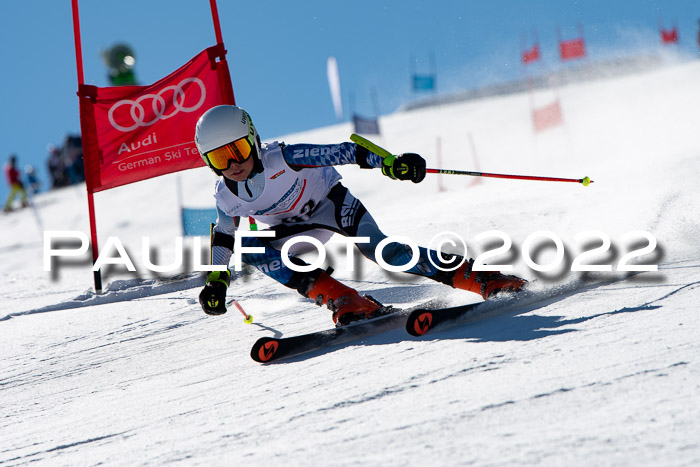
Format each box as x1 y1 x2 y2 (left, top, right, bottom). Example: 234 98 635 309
350 134 593 186
426 168 593 186
230 299 253 324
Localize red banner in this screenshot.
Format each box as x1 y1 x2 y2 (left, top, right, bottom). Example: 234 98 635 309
522 44 540 64
559 38 586 61
533 100 563 132
661 28 678 44
78 45 234 193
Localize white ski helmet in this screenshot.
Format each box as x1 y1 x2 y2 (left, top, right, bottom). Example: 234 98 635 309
195 105 260 174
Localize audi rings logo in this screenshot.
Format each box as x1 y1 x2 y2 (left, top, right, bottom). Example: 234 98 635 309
108 77 207 132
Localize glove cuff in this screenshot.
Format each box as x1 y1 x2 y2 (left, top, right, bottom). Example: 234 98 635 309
206 269 231 288
381 155 398 180
355 145 373 169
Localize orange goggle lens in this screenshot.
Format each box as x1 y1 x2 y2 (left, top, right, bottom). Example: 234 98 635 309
204 137 253 170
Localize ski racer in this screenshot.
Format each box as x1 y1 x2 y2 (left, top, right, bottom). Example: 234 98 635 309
195 105 526 325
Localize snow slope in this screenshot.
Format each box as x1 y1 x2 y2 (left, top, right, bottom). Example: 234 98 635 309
1 61 699 465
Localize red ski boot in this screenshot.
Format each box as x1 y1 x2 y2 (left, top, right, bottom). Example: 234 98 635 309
306 272 383 325
451 259 527 300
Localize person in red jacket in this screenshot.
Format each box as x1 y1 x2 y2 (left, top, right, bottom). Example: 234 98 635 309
4 155 28 212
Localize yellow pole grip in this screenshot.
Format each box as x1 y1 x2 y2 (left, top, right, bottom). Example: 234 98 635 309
350 133 393 159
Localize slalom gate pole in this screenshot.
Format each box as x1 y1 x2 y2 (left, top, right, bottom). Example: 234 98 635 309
209 0 224 45
72 0 103 294
350 133 593 186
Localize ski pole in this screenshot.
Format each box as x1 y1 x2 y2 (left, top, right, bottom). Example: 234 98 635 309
351 133 393 159
228 299 254 324
350 133 593 186
426 168 592 186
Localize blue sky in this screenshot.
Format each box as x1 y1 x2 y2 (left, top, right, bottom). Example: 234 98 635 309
1 0 698 201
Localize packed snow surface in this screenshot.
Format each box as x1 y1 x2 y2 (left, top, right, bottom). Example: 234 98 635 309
1 61 699 465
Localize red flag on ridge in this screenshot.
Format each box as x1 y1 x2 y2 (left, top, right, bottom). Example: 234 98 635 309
522 44 540 64
661 27 678 44
559 38 586 61
78 45 234 193
533 100 563 132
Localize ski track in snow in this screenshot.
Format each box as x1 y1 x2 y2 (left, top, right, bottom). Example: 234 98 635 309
1 60 700 465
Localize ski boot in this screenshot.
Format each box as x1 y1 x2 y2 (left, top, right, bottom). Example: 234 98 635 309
306 271 384 325
451 259 527 300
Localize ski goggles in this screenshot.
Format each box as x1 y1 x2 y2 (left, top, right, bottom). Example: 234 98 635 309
203 136 255 171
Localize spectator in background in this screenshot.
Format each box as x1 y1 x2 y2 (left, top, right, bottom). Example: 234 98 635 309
47 144 67 189
63 135 85 184
46 137 85 189
24 165 40 194
4 154 28 212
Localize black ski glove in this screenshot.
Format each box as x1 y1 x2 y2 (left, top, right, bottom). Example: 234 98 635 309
382 153 426 183
199 270 230 315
